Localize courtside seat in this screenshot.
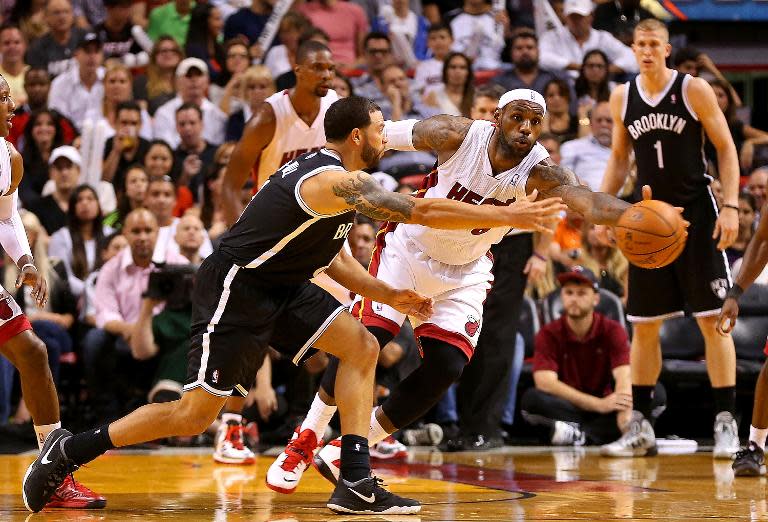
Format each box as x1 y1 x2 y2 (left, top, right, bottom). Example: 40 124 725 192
519 295 540 358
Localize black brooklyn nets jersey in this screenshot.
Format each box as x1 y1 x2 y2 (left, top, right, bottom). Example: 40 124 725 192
218 148 355 285
624 71 707 206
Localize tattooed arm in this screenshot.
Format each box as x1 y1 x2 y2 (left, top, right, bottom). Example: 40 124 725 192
299 169 566 232
404 115 473 162
528 159 631 225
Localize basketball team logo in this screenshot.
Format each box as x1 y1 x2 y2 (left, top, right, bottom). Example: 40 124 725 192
465 315 480 337
0 295 14 321
710 279 728 300
211 369 220 384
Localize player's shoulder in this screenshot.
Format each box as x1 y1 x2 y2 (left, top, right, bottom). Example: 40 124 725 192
683 75 715 97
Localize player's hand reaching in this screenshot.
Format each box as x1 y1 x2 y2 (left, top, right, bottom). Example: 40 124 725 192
716 297 739 336
505 190 566 234
16 262 47 308
386 289 434 321
714 205 739 250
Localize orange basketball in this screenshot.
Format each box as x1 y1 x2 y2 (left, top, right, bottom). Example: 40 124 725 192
614 200 687 269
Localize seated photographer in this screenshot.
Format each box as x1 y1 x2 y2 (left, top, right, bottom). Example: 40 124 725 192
83 209 188 420
521 267 665 446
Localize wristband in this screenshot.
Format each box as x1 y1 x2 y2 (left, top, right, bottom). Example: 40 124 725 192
726 283 744 300
722 204 739 211
533 252 547 262
20 263 36 272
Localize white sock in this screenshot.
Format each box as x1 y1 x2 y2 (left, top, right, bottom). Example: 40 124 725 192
34 422 61 450
299 394 337 440
221 412 242 425
368 408 390 445
750 425 768 450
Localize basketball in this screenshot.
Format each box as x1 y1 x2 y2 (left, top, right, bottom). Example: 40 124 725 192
614 200 687 269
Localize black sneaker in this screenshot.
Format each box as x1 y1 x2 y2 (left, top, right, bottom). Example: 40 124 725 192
22 428 78 512
327 475 421 514
733 441 766 476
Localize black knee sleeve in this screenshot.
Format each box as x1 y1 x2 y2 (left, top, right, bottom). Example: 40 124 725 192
381 337 467 429
319 326 395 398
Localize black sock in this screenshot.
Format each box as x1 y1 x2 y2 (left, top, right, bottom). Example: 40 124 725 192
63 425 115 466
632 385 655 419
340 434 370 483
713 386 736 417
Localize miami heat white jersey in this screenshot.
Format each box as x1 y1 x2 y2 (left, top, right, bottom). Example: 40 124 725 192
256 89 340 187
0 138 12 196
399 120 549 265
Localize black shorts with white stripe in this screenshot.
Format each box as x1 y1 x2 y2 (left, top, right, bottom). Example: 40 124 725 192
184 251 346 397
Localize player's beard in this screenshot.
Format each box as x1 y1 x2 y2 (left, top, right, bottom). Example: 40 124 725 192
497 127 530 159
361 139 383 168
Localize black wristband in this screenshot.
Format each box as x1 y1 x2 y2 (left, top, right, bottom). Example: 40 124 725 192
726 283 744 300
722 204 739 211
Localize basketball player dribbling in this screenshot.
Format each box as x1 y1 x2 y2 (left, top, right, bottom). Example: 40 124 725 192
598 18 741 458
0 76 105 509
267 89 638 494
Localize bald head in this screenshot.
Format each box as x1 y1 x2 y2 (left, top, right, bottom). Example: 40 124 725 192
123 208 158 265
749 168 768 209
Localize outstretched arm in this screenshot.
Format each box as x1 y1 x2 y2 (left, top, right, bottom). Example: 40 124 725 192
385 114 472 161
529 159 631 225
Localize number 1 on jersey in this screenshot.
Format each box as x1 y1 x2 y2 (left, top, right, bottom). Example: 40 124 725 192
654 140 664 169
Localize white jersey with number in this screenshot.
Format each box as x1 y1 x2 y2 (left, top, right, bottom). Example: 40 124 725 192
256 89 340 187
398 120 549 265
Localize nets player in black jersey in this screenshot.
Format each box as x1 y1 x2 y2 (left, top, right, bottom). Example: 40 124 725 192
599 19 741 458
22 96 565 515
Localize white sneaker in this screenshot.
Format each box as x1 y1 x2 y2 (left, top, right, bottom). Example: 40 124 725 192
266 428 319 494
313 437 342 485
713 411 740 459
600 411 657 457
370 436 408 460
213 420 256 465
550 421 586 446
402 423 443 446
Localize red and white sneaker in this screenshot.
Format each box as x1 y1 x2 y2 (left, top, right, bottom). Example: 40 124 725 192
266 428 319 494
214 420 256 465
313 437 341 485
370 436 408 460
45 475 106 509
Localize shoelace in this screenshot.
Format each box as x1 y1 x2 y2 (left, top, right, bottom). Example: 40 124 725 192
734 446 759 461
225 423 246 451
281 436 313 471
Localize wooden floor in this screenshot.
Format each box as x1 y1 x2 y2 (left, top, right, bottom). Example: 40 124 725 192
2 446 767 521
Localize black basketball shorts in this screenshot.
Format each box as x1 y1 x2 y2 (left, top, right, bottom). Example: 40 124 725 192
184 252 346 397
626 190 732 323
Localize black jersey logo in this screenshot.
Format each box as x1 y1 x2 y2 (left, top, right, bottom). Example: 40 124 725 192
627 113 687 140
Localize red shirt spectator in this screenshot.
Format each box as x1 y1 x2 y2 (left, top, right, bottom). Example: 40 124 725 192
298 0 369 66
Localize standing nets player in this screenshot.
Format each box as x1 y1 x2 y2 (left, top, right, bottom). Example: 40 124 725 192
599 18 741 458
21 96 565 515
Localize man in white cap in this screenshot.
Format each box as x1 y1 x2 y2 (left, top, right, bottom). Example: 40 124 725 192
152 57 227 148
539 0 638 78
27 145 81 235
265 88 635 494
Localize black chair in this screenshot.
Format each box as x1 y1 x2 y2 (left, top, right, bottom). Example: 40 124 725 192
518 295 540 358
543 288 626 328
732 284 768 363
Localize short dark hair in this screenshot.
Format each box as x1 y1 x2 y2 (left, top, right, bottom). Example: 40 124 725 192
474 83 506 103
673 46 700 67
740 192 757 212
510 28 537 46
427 23 452 37
363 31 390 50
175 102 202 120
324 96 381 142
296 40 331 64
116 100 141 117
0 23 22 39
299 26 330 47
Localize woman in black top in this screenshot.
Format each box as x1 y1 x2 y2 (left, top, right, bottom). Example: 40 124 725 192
19 109 66 206
543 79 578 143
184 4 226 85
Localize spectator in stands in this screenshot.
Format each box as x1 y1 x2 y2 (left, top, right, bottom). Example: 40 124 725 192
27 145 81 235
448 0 508 71
47 32 104 132
26 0 87 78
133 35 184 115
331 73 353 98
9 1 48 43
725 193 757 267
213 38 254 112
49 184 112 299
560 101 612 191
184 4 226 85
299 0 369 67
539 0 637 79
19 110 67 206
225 65 275 142
81 231 127 327
83 208 187 418
674 47 742 109
470 83 505 122
104 164 148 229
174 103 218 202
551 208 584 269
380 64 436 122
0 24 29 107
199 162 229 241
748 168 768 211
521 267 649 446
372 0 431 67
542 78 578 143
73 0 108 28
153 58 227 148
540 132 563 164
143 139 179 181
102 101 151 194
147 0 194 46
579 224 629 301
223 0 272 57
495 29 561 94
574 50 614 115
423 52 474 117
174 214 206 264
96 0 148 67
412 23 453 95
263 11 311 80
352 32 395 112
593 0 655 45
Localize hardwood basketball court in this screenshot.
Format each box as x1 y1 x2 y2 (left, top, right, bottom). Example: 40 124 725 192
1 446 763 520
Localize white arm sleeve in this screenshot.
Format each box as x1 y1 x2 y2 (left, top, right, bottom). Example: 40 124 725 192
383 119 418 151
0 191 32 264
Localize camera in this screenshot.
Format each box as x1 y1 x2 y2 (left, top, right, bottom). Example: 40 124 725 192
144 264 197 310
